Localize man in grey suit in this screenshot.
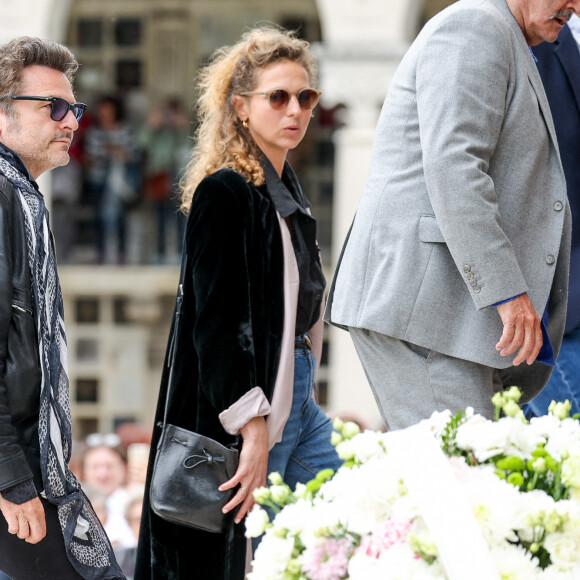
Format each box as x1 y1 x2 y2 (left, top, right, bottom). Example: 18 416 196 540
326 0 577 430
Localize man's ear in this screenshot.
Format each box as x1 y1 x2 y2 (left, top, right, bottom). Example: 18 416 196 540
232 94 248 123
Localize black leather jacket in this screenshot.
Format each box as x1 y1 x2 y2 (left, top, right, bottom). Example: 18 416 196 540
0 144 42 494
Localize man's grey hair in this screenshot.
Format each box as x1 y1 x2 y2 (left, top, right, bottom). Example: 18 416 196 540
0 37 78 116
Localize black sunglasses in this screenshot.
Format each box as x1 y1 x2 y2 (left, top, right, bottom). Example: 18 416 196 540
4 95 87 122
239 88 321 111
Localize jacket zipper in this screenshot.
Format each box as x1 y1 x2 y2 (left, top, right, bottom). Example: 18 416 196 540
12 303 33 316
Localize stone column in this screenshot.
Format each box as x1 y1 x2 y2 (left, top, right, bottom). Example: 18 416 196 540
315 0 414 428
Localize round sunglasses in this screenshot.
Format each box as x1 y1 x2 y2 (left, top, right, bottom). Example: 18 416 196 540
239 88 321 111
3 95 87 122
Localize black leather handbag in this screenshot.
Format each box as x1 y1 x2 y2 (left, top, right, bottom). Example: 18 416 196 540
149 279 239 533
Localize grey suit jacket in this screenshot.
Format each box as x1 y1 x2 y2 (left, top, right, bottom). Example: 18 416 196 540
326 0 571 401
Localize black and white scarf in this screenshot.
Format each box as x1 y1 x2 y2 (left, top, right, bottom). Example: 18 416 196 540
0 156 125 580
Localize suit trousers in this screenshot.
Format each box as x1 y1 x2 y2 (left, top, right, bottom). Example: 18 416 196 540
0 497 84 580
349 328 504 430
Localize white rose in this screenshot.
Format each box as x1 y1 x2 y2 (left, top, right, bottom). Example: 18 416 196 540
270 485 290 505
544 532 580 569
335 439 355 461
350 431 386 463
245 505 270 538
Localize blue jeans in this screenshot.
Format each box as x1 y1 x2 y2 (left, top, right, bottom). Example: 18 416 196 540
523 327 580 418
266 342 343 490
252 342 342 551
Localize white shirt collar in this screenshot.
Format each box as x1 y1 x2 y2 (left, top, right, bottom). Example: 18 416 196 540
567 14 580 51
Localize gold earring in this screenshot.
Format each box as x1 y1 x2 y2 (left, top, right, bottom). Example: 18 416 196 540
242 119 249 129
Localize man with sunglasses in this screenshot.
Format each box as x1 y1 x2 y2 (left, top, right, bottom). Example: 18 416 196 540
0 37 124 579
326 0 578 430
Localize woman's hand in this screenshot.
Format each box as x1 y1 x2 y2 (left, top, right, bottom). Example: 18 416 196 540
219 416 269 524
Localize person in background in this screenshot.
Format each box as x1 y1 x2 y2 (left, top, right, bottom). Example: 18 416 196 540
82 485 109 531
84 95 140 265
524 13 580 417
81 435 135 550
114 489 144 580
325 0 575 430
0 36 124 579
135 26 342 580
138 96 190 264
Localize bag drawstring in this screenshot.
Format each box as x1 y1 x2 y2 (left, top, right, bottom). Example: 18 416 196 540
183 448 228 469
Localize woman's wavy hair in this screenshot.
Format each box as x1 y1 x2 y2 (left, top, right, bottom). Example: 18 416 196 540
180 26 317 214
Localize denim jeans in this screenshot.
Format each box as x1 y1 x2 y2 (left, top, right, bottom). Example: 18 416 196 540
266 343 342 490
252 344 343 552
523 326 580 419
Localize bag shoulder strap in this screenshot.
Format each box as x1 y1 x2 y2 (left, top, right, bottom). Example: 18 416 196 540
160 241 188 428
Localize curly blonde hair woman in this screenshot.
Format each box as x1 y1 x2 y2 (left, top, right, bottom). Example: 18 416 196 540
137 25 342 580
180 26 317 212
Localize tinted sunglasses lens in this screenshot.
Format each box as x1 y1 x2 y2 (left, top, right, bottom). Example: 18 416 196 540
72 103 87 122
268 90 290 110
50 98 70 121
297 89 319 110
50 98 86 122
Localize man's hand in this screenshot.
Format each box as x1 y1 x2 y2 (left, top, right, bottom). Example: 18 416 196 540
0 493 46 544
495 293 543 366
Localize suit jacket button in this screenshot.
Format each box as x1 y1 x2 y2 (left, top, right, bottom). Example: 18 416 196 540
463 265 471 272
474 286 481 293
466 272 474 279
546 254 555 265
553 201 563 211
470 279 477 286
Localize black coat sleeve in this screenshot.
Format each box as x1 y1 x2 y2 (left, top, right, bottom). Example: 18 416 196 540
186 171 260 414
0 188 36 492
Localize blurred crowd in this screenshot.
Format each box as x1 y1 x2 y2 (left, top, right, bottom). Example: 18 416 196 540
51 94 192 266
69 423 152 580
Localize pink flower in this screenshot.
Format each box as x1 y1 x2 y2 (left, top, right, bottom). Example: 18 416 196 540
302 537 353 580
358 518 412 559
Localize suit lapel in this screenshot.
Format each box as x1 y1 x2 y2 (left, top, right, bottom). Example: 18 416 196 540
525 48 561 157
554 25 580 113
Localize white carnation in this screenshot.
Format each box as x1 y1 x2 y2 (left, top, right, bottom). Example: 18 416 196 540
489 543 541 580
375 542 447 579
458 463 524 544
319 457 406 536
456 416 540 462
248 532 294 580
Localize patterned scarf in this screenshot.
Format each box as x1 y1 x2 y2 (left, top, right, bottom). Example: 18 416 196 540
0 156 125 580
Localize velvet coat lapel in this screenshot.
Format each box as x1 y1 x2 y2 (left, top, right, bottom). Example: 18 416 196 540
136 168 285 580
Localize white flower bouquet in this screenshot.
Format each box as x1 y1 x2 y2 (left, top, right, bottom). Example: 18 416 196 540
246 388 580 579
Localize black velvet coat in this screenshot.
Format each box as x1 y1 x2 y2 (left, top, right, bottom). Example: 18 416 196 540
135 169 285 580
